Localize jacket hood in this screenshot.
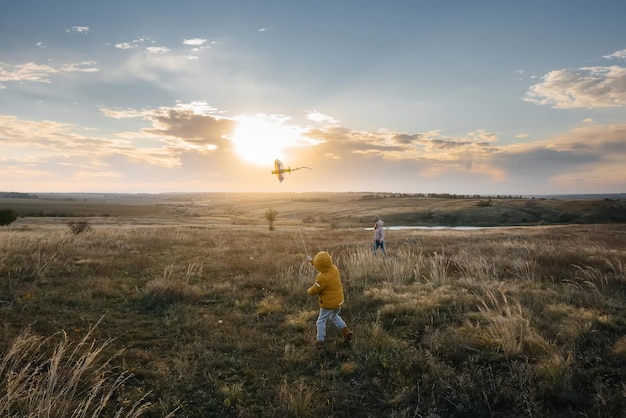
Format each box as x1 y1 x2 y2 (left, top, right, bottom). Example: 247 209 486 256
377 219 384 228
312 251 334 273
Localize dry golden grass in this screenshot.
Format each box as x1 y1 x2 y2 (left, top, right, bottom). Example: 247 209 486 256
0 320 164 418
613 336 626 358
1 208 625 417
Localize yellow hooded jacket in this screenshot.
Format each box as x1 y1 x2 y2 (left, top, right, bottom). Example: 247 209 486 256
307 251 344 309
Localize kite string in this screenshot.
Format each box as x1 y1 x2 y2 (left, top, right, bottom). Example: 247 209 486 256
289 200 309 259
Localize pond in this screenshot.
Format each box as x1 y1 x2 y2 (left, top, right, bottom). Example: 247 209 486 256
364 226 495 231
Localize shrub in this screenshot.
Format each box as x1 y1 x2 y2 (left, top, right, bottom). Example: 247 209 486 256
0 208 18 226
67 219 92 235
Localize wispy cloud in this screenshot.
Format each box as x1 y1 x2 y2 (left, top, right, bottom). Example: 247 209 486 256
114 42 135 50
60 61 99 72
182 38 207 46
146 46 171 54
603 49 626 60
114 37 154 50
66 26 90 33
0 114 184 188
306 111 339 124
0 62 57 83
0 61 99 83
181 38 213 58
114 37 212 58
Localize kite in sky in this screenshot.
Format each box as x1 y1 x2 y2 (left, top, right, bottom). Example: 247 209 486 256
271 159 311 183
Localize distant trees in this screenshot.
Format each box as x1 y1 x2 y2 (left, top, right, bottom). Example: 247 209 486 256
358 193 530 200
265 208 278 231
0 208 18 226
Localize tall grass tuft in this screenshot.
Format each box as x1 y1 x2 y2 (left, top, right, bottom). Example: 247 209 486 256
142 262 203 310
427 250 450 285
278 379 316 417
342 246 425 285
478 287 531 357
0 321 159 417
511 259 537 282
535 352 573 392
611 336 626 358
454 251 497 281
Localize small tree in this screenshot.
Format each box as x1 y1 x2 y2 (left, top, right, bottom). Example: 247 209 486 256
265 208 278 231
0 208 18 226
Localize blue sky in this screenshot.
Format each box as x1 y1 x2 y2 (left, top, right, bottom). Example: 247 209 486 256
1 0 625 195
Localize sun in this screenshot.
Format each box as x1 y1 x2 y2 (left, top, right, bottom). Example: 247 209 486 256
231 116 302 165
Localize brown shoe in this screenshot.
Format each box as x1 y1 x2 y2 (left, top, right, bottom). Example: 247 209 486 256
341 327 353 343
315 341 325 350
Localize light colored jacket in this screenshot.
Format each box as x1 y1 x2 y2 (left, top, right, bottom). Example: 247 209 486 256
307 251 344 309
374 220 385 241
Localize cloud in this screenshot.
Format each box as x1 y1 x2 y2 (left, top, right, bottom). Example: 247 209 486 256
146 109 235 147
101 102 235 151
114 42 134 50
181 38 213 58
4 97 625 193
116 37 209 59
524 49 626 109
291 127 496 190
0 114 195 190
60 61 99 72
603 49 626 60
114 37 154 50
524 66 626 108
306 111 339 124
99 108 148 119
146 46 171 54
0 116 123 152
297 118 626 193
101 102 222 120
115 37 207 56
0 62 57 82
66 26 90 33
489 123 626 191
182 38 207 46
0 61 100 84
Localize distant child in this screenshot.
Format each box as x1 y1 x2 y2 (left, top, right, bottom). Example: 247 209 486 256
307 251 353 349
373 219 386 256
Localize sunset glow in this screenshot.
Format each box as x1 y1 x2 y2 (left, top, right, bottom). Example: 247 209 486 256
231 117 303 165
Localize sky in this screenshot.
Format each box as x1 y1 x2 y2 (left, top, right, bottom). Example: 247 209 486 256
1 0 626 195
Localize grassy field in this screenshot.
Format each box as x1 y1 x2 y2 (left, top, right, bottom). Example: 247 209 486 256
1 194 625 417
3 192 626 228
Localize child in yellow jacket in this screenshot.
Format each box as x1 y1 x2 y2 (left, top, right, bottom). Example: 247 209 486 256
307 251 353 349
